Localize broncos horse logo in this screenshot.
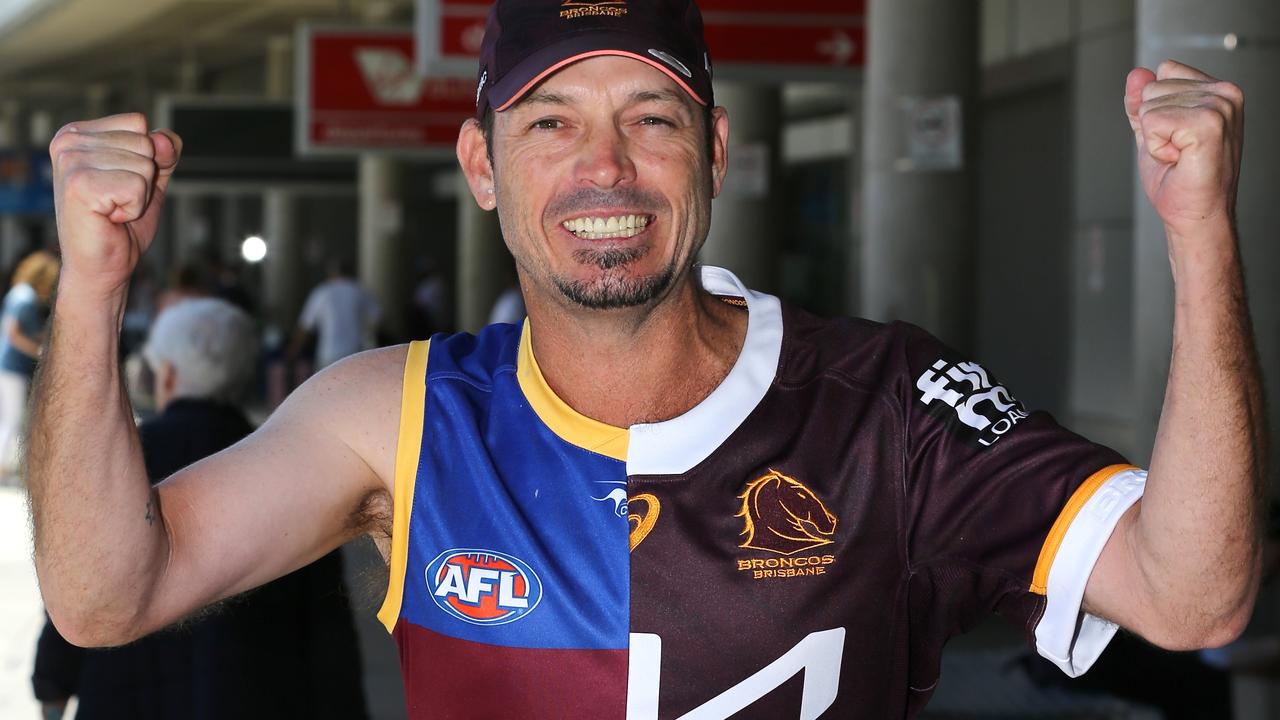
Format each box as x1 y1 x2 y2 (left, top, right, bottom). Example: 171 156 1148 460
736 470 837 555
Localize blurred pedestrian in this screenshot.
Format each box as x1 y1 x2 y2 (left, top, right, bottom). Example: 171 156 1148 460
0 249 58 480
31 298 369 720
293 259 380 369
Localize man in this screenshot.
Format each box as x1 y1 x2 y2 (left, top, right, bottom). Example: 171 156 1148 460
294 259 381 369
30 1 1263 718
32 298 368 720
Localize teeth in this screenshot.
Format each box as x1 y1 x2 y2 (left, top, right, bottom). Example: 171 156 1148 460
561 214 650 239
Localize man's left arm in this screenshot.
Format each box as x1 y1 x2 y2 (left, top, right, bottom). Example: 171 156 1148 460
1084 60 1265 650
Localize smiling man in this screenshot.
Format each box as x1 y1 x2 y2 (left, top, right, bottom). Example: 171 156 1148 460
29 1 1264 719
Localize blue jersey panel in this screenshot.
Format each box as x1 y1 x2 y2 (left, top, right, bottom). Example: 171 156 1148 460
400 324 631 651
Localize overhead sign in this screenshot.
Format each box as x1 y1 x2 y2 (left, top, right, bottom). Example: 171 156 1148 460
421 0 864 76
297 25 476 155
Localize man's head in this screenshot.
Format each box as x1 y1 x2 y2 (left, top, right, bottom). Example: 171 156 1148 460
456 0 729 312
143 298 258 410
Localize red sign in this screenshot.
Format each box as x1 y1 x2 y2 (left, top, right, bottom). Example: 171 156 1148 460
298 27 476 154
436 0 864 70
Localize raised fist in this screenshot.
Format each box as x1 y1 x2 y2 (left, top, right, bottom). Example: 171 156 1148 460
50 113 182 297
1125 60 1243 240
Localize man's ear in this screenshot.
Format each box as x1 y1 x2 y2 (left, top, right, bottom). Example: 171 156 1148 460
456 118 497 211
709 106 730 199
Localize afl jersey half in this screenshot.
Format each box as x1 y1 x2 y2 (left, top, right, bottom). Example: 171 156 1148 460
378 266 1146 719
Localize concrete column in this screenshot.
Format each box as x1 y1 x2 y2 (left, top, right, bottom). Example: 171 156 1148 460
0 217 27 270
1066 2 1138 457
86 84 111 119
264 189 306 332
169 194 201 266
358 154 410 341
0 101 22 148
701 82 783 294
1134 1 1280 465
860 0 979 350
265 35 293 101
1134 9 1280 716
455 172 506 332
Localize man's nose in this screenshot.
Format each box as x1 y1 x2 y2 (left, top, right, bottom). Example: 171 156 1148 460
574 125 636 189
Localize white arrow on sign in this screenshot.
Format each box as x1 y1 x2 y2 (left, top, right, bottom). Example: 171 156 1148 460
817 30 855 65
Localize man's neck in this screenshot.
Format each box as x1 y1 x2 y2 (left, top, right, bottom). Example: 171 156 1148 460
524 270 749 428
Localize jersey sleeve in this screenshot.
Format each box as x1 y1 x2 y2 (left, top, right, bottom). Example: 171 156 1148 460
896 323 1145 677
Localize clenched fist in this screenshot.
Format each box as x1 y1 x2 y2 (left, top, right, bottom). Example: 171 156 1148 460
1125 60 1243 242
50 113 182 298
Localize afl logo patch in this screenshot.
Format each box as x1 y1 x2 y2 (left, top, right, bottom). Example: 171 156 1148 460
426 549 543 626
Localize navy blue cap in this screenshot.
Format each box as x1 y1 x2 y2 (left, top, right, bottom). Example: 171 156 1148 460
475 0 714 119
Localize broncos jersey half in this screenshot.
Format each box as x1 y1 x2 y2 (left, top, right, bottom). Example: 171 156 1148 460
378 266 1145 719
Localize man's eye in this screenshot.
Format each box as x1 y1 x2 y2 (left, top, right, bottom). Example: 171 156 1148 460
639 116 674 127
531 118 562 130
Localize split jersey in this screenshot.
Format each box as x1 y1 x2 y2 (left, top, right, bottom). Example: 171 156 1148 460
377 266 1145 719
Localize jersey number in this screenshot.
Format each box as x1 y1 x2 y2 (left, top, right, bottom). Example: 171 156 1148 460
625 627 846 720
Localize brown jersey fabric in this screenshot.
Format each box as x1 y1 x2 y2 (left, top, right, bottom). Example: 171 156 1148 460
627 302 1130 719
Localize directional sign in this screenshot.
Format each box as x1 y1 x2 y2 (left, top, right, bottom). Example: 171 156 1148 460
297 25 476 155
424 0 864 77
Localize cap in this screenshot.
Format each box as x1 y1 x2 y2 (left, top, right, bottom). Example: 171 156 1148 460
475 0 714 119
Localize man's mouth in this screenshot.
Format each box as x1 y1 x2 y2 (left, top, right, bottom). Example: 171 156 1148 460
561 214 650 240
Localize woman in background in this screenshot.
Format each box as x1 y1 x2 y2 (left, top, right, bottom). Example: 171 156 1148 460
0 250 59 480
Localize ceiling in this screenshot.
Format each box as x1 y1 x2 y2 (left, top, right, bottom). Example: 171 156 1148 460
0 0 411 103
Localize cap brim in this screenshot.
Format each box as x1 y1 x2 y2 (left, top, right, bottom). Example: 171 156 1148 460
489 34 709 113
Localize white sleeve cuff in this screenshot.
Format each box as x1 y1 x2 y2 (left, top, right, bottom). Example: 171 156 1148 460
1034 467 1147 677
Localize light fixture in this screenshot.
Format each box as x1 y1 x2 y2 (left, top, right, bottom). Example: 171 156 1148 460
241 235 268 263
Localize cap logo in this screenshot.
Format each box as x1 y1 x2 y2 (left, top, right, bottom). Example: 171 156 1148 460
560 1 627 20
647 49 692 79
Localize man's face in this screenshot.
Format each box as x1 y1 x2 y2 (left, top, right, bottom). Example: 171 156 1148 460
477 55 727 311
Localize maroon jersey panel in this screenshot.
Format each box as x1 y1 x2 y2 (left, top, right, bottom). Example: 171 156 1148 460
628 304 1126 719
393 620 629 718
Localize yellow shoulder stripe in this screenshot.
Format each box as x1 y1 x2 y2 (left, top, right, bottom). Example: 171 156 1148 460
377 340 430 633
1029 463 1137 595
516 320 629 461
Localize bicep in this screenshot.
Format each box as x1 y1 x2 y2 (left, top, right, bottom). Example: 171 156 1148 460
1082 501 1155 628
143 350 403 632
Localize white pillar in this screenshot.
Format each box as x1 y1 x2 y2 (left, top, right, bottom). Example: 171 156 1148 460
0 101 22 148
169 195 201 266
860 0 979 349
264 189 305 332
1133 8 1280 716
265 35 293 101
701 82 783 293
1134 0 1280 470
0 217 26 270
359 155 409 341
455 172 506 333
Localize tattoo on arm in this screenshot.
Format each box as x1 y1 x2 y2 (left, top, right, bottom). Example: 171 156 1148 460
145 497 155 527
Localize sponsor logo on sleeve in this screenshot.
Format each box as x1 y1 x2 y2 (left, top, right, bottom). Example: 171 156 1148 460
734 470 838 580
425 549 543 625
560 1 627 19
915 358 1029 447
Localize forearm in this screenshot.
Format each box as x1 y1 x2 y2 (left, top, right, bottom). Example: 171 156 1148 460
29 283 166 646
1135 220 1264 643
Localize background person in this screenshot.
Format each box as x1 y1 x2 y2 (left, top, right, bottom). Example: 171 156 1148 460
31 298 368 720
0 249 58 481
292 259 381 370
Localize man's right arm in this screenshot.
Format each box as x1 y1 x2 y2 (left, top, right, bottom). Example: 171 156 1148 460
30 114 401 647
